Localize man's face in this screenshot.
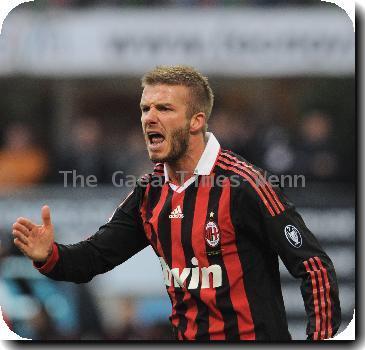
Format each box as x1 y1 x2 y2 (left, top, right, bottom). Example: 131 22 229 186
140 84 191 163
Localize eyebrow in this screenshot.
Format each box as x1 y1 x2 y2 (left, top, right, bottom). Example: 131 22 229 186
140 102 175 109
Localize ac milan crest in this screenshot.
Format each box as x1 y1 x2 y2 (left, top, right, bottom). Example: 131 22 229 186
205 212 220 248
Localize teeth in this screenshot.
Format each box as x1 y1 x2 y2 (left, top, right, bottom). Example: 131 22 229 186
151 137 164 145
147 132 165 145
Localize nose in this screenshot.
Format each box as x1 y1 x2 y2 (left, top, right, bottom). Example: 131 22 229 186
142 105 159 126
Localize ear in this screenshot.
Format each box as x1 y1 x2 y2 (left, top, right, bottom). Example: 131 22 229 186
190 112 206 134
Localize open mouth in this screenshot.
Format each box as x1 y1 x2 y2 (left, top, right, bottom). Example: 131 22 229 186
147 132 165 145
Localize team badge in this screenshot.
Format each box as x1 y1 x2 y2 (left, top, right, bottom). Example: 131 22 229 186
284 225 302 248
205 212 220 248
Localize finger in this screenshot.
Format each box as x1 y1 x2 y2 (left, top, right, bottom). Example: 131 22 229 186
12 222 30 237
41 205 52 227
12 230 29 245
14 238 29 254
16 217 36 231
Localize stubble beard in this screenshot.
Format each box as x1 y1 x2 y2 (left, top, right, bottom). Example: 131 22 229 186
149 123 190 164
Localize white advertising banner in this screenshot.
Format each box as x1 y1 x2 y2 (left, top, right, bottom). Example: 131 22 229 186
0 7 355 77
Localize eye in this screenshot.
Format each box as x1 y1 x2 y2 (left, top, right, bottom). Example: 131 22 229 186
141 106 149 113
158 106 171 112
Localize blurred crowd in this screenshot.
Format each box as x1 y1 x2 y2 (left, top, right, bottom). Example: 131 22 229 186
211 109 342 180
0 122 48 192
0 108 351 193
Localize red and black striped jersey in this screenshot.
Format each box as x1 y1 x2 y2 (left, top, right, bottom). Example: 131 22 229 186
35 133 341 341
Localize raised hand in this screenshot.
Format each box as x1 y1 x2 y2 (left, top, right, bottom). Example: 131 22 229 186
12 205 55 262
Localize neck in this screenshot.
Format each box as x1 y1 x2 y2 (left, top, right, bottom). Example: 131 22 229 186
166 133 207 186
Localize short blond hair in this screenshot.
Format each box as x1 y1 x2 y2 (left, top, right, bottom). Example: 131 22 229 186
141 65 214 131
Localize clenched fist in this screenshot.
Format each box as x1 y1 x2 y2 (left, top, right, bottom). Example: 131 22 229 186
12 205 54 263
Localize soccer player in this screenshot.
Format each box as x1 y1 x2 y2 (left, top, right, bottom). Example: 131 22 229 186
12 65 341 341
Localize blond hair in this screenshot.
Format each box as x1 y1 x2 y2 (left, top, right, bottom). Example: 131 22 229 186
141 65 214 132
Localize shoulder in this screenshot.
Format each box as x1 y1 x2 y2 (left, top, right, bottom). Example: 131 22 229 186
133 164 165 204
215 149 265 186
136 163 165 187
215 149 286 217
152 162 165 177
110 164 165 219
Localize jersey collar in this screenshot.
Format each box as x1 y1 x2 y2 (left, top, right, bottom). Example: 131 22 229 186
163 132 221 183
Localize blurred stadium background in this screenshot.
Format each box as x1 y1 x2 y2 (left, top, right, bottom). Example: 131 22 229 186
0 0 355 341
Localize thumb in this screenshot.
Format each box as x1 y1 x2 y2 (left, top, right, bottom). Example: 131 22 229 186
41 205 52 227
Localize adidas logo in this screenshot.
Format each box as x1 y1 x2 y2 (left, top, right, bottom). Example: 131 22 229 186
169 205 184 219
